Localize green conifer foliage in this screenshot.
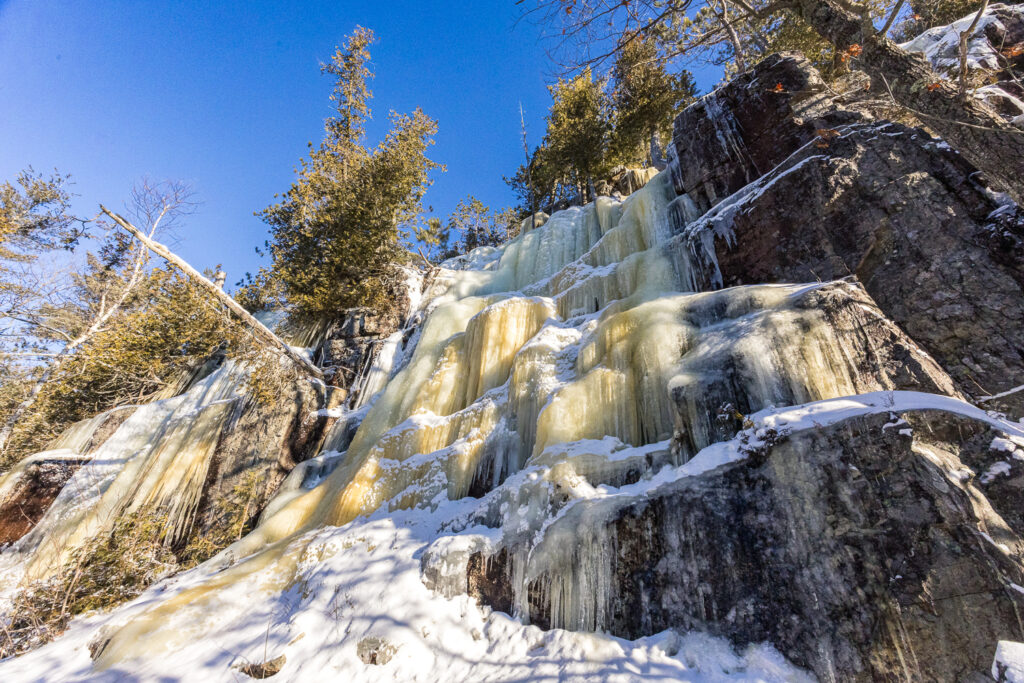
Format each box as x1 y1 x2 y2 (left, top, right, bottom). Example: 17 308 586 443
259 27 442 318
609 37 697 165
544 68 613 202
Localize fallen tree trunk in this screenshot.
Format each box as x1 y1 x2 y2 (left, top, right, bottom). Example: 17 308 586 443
793 0 1024 203
100 206 323 379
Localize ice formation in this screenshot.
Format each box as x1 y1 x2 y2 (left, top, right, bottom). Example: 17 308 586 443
0 364 246 592
1 154 1021 681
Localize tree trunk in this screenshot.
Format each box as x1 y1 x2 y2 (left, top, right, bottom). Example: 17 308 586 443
520 101 537 216
793 0 1024 203
101 206 323 379
717 0 747 72
650 131 669 171
959 1 989 100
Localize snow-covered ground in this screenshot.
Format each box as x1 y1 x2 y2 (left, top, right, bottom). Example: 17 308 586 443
3 59 1024 674
0 502 812 682
3 388 1022 681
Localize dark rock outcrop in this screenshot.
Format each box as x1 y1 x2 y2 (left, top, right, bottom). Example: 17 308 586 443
317 293 412 403
187 376 335 541
0 458 89 546
470 410 1024 682
668 53 1024 417
0 407 135 545
669 52 868 214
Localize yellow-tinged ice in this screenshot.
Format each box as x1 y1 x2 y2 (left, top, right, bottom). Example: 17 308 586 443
0 365 243 586
23 169 925 662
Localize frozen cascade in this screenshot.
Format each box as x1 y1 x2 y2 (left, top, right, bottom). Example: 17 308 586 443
0 363 248 591
318 266 427 454
44 411 112 454
3 26 1024 678
0 159 961 681
0 122 1003 679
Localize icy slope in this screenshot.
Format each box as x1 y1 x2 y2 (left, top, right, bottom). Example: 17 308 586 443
3 40 1024 680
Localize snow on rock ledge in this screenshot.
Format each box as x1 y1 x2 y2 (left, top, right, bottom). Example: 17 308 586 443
450 392 1024 681
901 3 1024 125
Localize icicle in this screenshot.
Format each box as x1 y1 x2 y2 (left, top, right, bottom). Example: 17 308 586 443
34 158 963 671
0 364 246 586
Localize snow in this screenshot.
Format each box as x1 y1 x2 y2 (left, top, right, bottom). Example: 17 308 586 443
0 503 813 682
992 436 1024 453
981 383 1024 403
900 4 1024 123
994 641 1024 682
751 390 1024 438
532 389 1024 527
899 8 1005 73
981 460 1013 484
4 104 1023 679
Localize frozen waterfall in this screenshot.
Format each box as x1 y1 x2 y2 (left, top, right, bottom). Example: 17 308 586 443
1 160 1009 682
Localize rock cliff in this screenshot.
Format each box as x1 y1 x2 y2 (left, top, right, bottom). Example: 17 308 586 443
1 33 1024 683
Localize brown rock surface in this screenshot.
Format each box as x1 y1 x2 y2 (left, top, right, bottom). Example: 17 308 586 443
187 372 332 541
0 458 89 546
669 58 1024 416
470 410 1024 682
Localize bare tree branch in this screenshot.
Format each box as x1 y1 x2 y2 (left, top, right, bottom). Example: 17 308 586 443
878 0 905 36
99 205 323 379
959 0 989 100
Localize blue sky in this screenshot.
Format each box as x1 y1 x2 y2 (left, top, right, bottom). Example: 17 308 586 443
0 1 720 286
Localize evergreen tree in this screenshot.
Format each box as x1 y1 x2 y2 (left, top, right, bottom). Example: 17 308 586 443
259 28 442 318
412 217 453 265
426 198 523 259
523 0 1024 204
493 207 522 243
233 267 284 313
609 37 697 165
544 69 613 204
506 42 695 212
0 168 83 268
505 144 560 214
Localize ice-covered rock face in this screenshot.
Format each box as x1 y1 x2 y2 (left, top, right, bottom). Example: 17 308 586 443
25 169 966 680
4 47 1024 683
0 332 333 593
464 403 1024 681
0 365 245 593
135 170 954 570
668 52 1024 418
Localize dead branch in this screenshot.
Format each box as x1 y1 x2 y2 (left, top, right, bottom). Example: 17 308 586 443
878 0 905 37
959 0 989 100
99 206 322 379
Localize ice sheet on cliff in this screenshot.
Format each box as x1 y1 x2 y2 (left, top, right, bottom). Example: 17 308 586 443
3 34 1024 678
